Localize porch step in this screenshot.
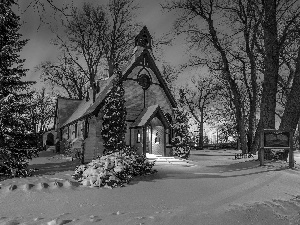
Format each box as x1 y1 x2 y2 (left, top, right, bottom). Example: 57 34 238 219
46 146 55 152
146 153 162 158
146 153 195 167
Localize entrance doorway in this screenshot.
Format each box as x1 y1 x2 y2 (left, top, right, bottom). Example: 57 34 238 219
146 125 152 153
46 133 54 146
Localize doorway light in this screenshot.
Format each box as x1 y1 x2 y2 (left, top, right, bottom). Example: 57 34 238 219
137 130 141 143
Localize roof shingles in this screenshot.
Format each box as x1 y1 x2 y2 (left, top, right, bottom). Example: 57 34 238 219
61 75 115 127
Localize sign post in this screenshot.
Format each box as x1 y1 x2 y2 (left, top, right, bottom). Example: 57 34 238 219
260 129 294 168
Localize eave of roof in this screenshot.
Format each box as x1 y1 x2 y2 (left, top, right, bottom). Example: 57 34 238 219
122 49 177 108
130 104 170 128
61 75 115 128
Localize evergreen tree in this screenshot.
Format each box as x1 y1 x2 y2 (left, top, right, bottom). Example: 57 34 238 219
101 70 127 155
171 108 191 159
0 0 37 177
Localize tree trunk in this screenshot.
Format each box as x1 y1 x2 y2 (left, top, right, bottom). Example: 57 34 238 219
247 50 258 154
238 116 248 153
259 0 279 130
198 108 204 150
229 78 248 153
298 120 300 148
252 120 262 159
247 100 256 152
108 57 115 78
206 18 248 154
279 47 300 132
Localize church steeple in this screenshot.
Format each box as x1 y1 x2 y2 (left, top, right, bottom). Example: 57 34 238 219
135 26 152 50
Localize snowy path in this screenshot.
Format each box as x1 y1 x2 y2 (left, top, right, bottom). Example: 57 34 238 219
0 150 300 224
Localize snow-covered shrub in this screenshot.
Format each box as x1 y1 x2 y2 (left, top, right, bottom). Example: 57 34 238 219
62 140 73 157
72 146 157 188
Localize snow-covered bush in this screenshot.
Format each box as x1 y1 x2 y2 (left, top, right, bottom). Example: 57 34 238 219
72 146 157 188
62 140 73 157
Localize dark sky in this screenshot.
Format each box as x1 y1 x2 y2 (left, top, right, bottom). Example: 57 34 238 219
16 0 191 88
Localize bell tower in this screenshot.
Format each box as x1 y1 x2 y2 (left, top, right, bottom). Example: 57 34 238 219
135 26 152 50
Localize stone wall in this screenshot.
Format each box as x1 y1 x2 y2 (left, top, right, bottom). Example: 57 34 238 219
131 128 143 154
123 66 173 116
94 116 104 158
83 117 97 162
124 79 144 110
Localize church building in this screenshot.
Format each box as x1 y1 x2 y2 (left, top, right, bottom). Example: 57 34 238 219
51 26 177 162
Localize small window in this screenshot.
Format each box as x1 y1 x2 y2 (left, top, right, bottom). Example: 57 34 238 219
85 119 89 138
67 126 70 139
155 132 160 144
80 121 84 137
137 130 141 143
74 123 78 138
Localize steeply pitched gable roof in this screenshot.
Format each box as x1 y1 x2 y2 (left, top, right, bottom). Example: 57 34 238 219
61 75 115 127
59 27 177 128
122 49 177 108
130 104 170 128
55 97 82 128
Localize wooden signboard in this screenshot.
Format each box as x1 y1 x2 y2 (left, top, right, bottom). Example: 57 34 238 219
260 129 294 168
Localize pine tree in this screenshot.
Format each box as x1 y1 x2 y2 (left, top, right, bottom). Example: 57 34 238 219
0 0 37 177
171 108 191 159
101 70 127 155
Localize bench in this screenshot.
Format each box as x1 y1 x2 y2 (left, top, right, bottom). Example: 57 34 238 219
234 153 254 159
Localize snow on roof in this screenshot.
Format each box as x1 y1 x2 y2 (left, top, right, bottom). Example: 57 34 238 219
131 104 160 127
62 75 115 127
82 75 115 117
61 97 93 127
126 108 143 121
121 46 145 74
60 44 176 128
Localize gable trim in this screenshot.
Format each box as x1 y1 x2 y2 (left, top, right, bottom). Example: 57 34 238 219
122 49 177 108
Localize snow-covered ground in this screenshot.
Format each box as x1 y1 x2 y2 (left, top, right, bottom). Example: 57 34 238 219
1 149 300 224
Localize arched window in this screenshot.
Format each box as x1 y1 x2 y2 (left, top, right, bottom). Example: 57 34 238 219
74 123 78 138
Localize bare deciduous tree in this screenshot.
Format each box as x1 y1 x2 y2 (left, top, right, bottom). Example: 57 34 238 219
163 0 249 153
43 1 139 102
54 2 108 102
163 0 300 153
27 88 56 134
179 75 221 149
105 0 140 77
37 54 87 100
